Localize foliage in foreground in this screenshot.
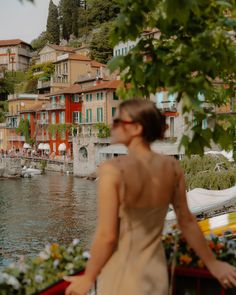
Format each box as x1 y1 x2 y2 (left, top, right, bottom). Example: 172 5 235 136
0 232 235 294
0 239 87 295
180 154 236 190
163 229 236 269
109 0 236 159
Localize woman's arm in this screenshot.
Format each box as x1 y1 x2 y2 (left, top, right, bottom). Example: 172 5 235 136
65 162 121 295
172 166 236 289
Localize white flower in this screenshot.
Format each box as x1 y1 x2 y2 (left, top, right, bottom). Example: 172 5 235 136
35 274 44 283
53 259 60 269
0 272 10 283
67 246 74 254
72 239 80 246
7 276 20 290
82 251 91 259
65 263 74 271
39 251 50 260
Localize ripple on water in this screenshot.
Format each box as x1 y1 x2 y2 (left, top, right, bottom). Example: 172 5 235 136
0 172 97 269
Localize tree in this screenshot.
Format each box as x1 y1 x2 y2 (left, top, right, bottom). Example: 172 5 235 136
59 0 80 40
31 31 51 51
109 0 236 159
180 155 236 190
46 0 60 44
90 22 114 63
87 0 120 26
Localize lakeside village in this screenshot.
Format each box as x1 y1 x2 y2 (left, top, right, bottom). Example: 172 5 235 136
0 36 236 294
0 33 235 178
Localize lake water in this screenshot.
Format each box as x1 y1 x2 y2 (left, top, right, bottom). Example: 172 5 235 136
0 172 97 269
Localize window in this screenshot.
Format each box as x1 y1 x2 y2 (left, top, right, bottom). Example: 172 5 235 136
61 131 66 140
202 119 208 130
86 94 89 102
51 96 56 107
97 92 100 100
73 94 79 102
51 112 56 124
90 94 92 101
59 111 65 123
97 107 103 122
86 109 92 123
60 95 65 106
21 114 24 119
27 114 30 121
170 117 174 137
113 92 119 100
101 92 103 100
112 107 116 117
73 111 82 124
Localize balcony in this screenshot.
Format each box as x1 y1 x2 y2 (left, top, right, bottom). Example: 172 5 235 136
36 135 49 141
37 119 49 125
45 103 65 110
159 101 177 112
8 135 25 141
37 80 51 89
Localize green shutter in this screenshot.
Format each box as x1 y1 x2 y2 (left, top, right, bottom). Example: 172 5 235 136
90 94 92 101
86 94 89 102
101 108 103 122
112 107 116 117
86 110 88 122
101 92 103 100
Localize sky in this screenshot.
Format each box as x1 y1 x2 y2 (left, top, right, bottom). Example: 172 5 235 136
0 0 60 44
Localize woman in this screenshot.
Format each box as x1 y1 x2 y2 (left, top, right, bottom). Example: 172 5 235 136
65 99 236 295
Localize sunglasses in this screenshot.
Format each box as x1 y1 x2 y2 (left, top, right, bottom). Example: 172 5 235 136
112 118 138 127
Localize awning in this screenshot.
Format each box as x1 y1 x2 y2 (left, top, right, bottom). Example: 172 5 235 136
23 143 31 149
166 185 236 221
38 143 44 150
58 143 66 151
99 144 128 155
43 143 50 150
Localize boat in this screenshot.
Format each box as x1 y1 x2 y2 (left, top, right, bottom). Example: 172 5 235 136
21 166 42 177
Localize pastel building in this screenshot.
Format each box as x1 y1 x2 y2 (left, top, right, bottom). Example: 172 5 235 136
0 39 31 72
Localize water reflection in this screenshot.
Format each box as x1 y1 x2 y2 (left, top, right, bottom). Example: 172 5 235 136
0 172 97 269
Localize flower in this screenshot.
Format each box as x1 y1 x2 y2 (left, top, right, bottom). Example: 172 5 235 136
7 276 20 290
82 251 91 260
72 239 80 246
53 259 60 269
179 254 192 265
35 274 44 284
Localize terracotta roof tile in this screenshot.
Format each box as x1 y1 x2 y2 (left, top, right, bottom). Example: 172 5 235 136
0 39 31 47
46 84 83 96
90 60 106 68
79 80 122 92
48 44 76 53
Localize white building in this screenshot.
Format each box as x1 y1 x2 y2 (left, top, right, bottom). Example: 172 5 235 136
0 39 31 72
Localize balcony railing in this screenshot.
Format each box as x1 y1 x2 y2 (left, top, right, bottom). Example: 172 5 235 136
159 101 177 112
45 103 65 110
37 80 51 89
37 119 49 125
36 135 50 141
8 135 25 141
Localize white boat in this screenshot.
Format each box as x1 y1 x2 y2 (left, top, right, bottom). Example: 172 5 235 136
21 166 42 177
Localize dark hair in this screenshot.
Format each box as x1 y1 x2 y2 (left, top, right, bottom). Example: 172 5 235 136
119 99 166 143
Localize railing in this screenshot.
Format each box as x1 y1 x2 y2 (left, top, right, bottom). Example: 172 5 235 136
45 103 65 110
8 135 25 141
159 101 177 112
36 135 50 141
37 80 51 89
37 119 49 125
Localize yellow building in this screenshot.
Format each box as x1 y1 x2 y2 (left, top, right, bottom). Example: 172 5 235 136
0 123 8 151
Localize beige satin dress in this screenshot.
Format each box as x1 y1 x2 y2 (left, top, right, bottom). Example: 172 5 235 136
98 154 172 295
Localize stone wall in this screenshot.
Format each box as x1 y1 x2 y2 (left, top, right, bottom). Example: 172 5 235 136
0 158 21 178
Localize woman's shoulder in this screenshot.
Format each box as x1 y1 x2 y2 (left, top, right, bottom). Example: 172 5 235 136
98 156 128 175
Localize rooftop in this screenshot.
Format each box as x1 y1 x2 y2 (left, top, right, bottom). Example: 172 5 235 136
0 39 31 47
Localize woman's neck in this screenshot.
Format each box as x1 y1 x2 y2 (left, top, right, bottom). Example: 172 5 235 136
127 137 152 157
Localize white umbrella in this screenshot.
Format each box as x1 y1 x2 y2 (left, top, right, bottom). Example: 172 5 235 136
58 143 66 151
43 143 50 150
38 143 44 150
23 143 31 149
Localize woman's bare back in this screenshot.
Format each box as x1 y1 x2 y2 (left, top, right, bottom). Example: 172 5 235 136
113 152 178 209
